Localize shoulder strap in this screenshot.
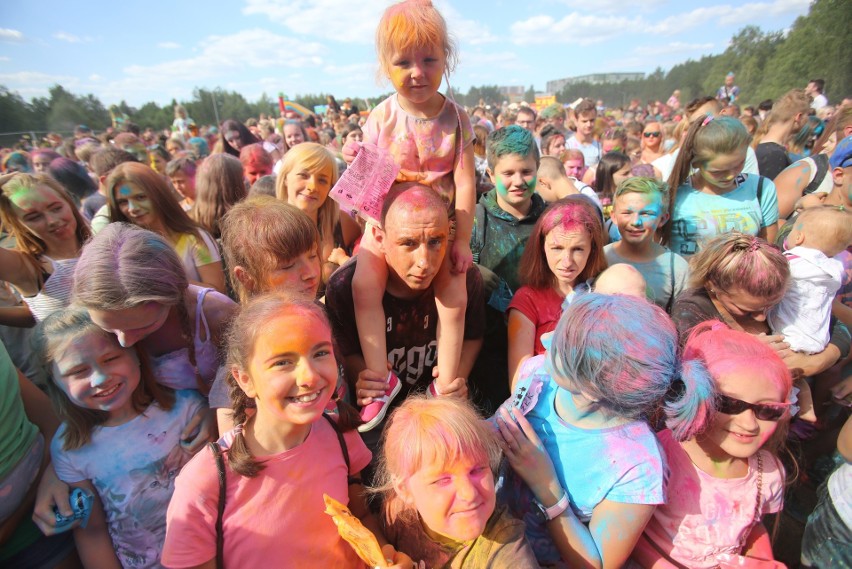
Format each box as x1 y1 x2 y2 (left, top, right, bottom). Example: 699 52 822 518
471 201 487 264
756 175 764 204
209 441 226 569
803 154 829 196
665 251 676 314
321 413 361 485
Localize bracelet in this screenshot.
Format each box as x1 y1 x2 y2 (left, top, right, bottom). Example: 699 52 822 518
535 490 570 521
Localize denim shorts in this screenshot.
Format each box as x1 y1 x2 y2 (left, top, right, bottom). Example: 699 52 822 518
801 479 852 568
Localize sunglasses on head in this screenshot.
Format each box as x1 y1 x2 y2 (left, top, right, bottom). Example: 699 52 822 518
643 131 661 138
715 393 789 421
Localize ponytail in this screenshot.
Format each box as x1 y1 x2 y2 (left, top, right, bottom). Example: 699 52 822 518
663 358 716 442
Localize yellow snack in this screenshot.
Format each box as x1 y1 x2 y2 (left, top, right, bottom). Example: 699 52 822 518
323 494 388 568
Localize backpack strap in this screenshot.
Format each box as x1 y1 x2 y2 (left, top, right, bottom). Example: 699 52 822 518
471 201 487 265
209 441 226 569
803 154 830 196
756 174 765 204
322 413 362 485
665 250 676 314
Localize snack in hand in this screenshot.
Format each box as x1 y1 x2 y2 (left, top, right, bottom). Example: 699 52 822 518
323 493 388 568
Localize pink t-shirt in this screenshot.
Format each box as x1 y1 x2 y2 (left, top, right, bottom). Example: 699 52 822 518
363 93 473 208
162 419 371 569
638 429 785 568
507 286 564 355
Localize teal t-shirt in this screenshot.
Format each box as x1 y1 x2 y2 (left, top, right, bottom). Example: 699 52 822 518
669 174 778 257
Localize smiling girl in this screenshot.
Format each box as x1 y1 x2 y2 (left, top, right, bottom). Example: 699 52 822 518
162 294 412 568
106 162 226 294
633 321 791 568
0 173 90 323
664 116 778 257
275 142 350 283
373 395 538 568
38 308 206 569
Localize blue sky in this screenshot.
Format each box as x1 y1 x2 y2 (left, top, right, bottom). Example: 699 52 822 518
1 0 812 108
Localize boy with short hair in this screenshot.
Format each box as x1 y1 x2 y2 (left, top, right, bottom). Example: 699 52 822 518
536 156 602 212
565 99 602 169
604 177 689 312
468 125 548 412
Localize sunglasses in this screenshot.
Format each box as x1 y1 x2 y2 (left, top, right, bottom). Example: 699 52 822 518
643 131 661 138
716 393 789 421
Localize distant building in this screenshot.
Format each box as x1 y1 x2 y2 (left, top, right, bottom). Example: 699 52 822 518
547 72 645 94
499 85 525 103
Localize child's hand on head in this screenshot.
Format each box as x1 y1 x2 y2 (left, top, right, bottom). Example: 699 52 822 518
450 240 472 274
793 192 827 213
342 140 362 165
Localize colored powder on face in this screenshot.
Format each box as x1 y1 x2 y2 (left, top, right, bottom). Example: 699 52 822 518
119 185 133 196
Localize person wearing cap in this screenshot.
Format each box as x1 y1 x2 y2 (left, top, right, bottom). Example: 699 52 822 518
827 135 852 208
716 72 740 104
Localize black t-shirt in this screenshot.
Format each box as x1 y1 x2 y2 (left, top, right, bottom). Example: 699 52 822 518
325 258 485 393
755 142 790 181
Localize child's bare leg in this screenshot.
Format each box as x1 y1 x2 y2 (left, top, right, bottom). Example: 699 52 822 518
353 228 389 378
433 257 466 394
795 377 817 423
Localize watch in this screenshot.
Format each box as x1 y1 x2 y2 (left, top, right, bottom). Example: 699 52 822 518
534 490 570 522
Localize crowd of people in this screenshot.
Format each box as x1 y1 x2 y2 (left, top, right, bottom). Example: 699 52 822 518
1 1 851 568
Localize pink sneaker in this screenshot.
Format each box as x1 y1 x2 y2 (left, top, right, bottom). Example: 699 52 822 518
358 372 402 432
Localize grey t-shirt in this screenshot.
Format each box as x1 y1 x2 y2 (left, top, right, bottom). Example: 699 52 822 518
604 245 689 311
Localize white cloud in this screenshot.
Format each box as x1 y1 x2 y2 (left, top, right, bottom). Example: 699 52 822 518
94 28 329 105
53 32 92 43
434 0 496 46
717 0 811 25
157 41 182 49
89 74 102 81
0 56 10 62
0 71 78 91
510 13 644 45
0 28 23 42
242 0 388 44
649 0 810 35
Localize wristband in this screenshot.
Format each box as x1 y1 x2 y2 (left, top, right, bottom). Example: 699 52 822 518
534 490 570 521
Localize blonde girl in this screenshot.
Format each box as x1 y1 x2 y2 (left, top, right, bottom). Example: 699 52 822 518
107 161 226 293
507 197 607 385
373 395 537 567
0 173 90 323
275 142 352 283
633 321 791 568
38 308 206 569
161 294 412 568
664 116 778 257
343 0 476 429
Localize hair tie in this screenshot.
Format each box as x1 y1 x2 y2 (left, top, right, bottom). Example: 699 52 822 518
747 237 761 252
233 423 244 437
665 378 686 402
701 114 714 127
